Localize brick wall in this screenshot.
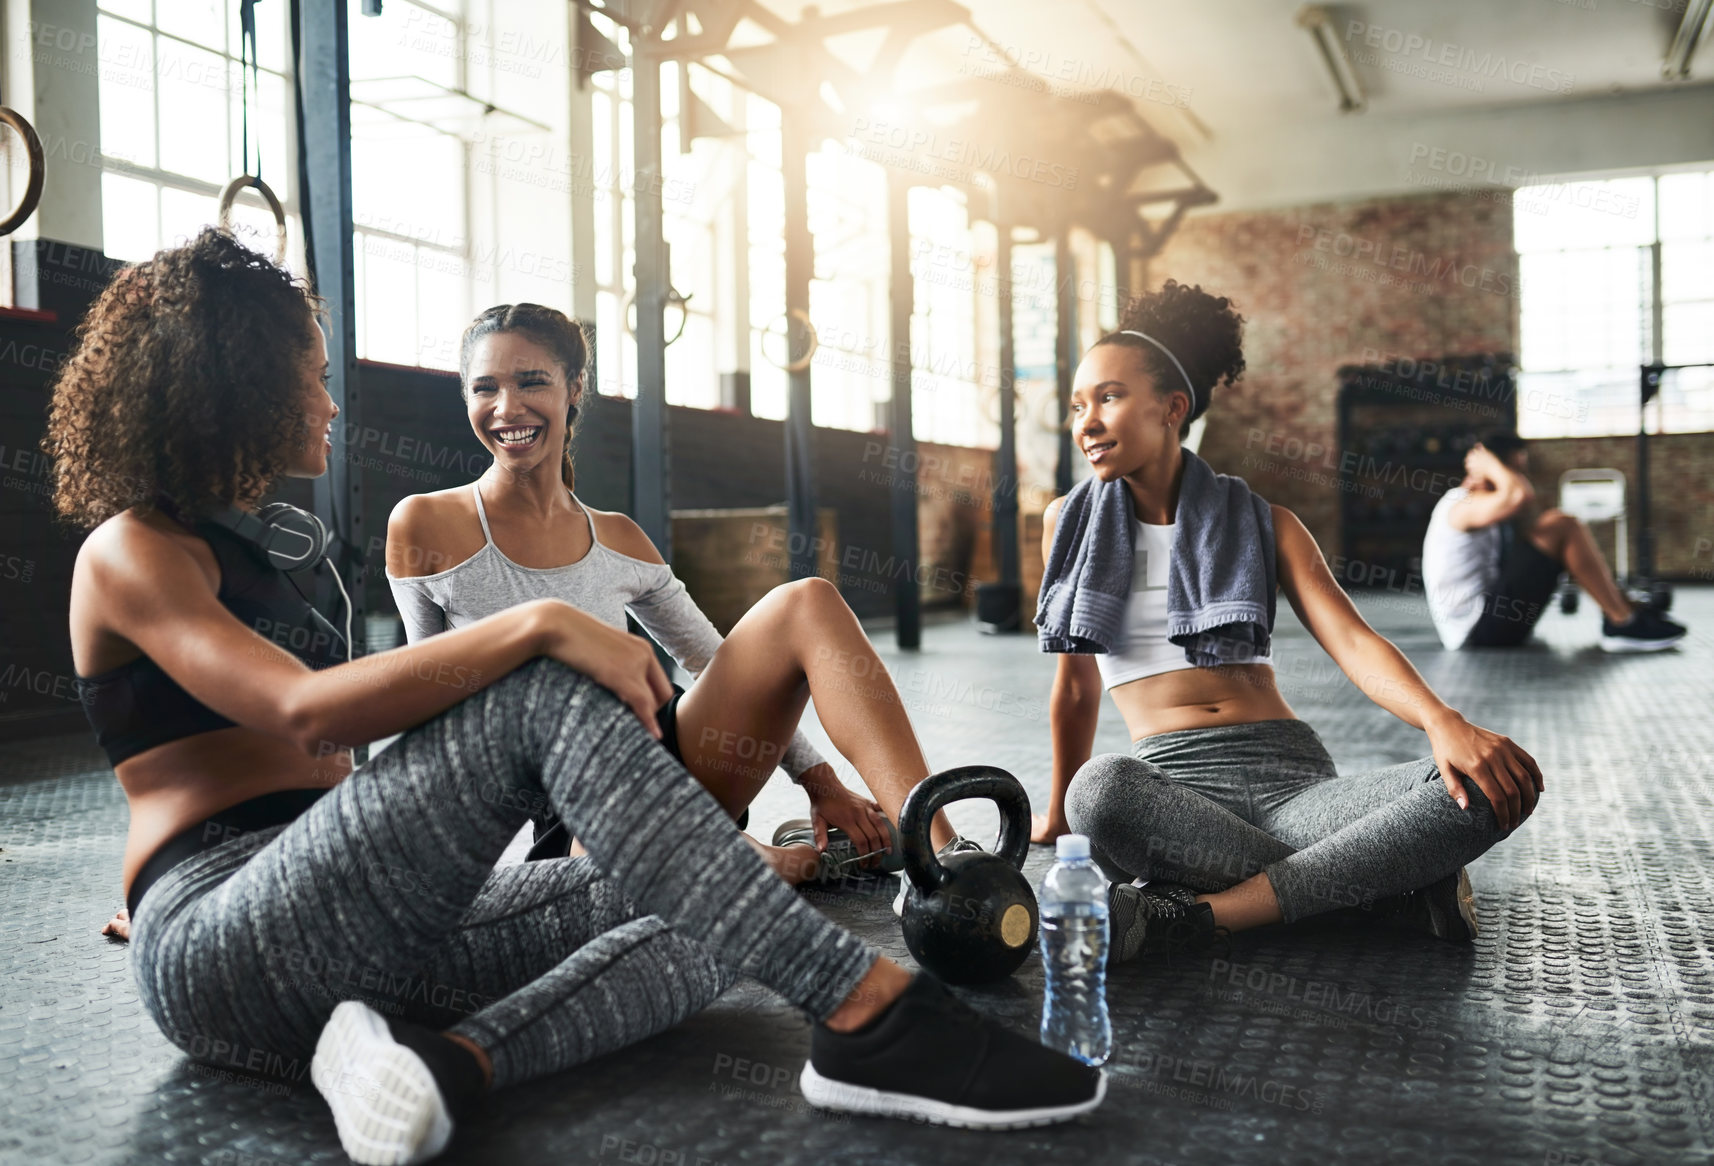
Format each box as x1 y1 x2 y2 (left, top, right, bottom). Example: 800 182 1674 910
1148 189 1520 553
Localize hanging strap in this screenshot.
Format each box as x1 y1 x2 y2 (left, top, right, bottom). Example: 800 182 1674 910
239 0 261 182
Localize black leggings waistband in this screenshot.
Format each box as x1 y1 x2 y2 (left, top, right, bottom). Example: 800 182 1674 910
128 787 328 919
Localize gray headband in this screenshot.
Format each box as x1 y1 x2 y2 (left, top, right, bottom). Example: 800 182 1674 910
1117 329 1198 415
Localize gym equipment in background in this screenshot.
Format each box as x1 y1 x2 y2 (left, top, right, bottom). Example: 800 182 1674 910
897 766 1038 986
1553 470 1627 616
1630 362 1714 613
218 174 288 266
0 105 45 236
1335 354 1517 591
215 0 288 265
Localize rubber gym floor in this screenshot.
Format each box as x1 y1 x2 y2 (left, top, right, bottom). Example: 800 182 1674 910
2 589 1710 1166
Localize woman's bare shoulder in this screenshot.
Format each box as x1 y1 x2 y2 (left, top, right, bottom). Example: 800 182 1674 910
388 486 482 578
586 506 665 566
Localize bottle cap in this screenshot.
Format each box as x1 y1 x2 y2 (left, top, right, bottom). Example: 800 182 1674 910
1055 834 1091 860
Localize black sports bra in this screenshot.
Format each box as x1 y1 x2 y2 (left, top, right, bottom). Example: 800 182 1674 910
75 516 348 766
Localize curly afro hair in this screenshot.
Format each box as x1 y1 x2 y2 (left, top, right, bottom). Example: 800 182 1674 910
1094 279 1246 432
43 228 322 529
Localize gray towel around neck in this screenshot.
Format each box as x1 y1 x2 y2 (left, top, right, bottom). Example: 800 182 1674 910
1035 450 1277 667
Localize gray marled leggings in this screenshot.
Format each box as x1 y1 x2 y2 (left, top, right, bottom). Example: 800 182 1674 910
129 659 875 1089
1064 719 1512 923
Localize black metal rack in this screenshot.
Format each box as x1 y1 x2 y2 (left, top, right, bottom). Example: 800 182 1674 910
1335 354 1518 588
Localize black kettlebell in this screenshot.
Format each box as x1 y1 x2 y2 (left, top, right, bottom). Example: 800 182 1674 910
897 766 1037 986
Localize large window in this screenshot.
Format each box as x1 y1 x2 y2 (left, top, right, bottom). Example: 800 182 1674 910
347 0 572 370
97 0 298 266
1516 170 1714 437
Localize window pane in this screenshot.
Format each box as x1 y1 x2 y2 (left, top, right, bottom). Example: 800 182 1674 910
1659 172 1713 243
416 258 467 372
1657 365 1714 434
98 16 157 169
158 39 232 183
158 0 225 52
596 290 628 397
100 0 152 21
348 0 459 89
1518 247 1648 372
1663 239 1714 305
1513 177 1653 253
1514 370 1635 440
1663 302 1714 367
159 186 215 249
664 312 716 408
352 121 464 247
256 0 291 74
358 232 421 365
101 172 160 261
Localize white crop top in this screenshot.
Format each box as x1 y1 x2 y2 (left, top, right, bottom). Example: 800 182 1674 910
1092 519 1274 691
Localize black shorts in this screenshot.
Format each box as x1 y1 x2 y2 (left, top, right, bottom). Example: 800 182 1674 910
1463 532 1563 648
525 682 747 861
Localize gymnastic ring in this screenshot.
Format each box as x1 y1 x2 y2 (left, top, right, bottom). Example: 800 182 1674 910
760 308 818 374
622 287 690 346
217 173 288 265
0 107 46 237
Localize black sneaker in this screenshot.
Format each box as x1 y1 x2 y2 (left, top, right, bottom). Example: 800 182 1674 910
801 974 1106 1128
1371 868 1479 944
1600 608 1686 653
1108 883 1220 964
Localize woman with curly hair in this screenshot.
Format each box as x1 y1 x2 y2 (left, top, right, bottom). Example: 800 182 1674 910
386 303 963 885
51 229 1101 1164
1031 280 1543 962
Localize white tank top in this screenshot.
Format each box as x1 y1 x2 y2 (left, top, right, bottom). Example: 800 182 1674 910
1093 518 1273 691
385 483 831 778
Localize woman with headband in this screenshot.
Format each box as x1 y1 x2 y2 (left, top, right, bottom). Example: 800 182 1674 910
1033 279 1542 962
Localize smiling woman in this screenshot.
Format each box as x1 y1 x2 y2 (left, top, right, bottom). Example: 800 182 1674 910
386 302 972 886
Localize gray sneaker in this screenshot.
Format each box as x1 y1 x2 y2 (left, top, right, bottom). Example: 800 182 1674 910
772 817 903 882
892 835 985 917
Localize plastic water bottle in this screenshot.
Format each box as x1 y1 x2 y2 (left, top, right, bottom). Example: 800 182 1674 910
1038 834 1111 1065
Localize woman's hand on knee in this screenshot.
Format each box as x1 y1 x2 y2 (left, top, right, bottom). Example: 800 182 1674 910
1427 713 1543 831
534 599 674 737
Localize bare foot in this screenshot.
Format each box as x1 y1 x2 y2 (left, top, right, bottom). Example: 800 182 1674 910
822 957 912 1032
101 907 130 942
1030 814 1070 845
743 835 822 886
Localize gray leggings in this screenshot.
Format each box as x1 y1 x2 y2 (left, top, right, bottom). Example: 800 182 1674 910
1064 719 1512 923
129 659 876 1090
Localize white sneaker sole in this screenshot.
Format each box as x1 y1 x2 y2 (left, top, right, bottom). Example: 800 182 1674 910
311 1001 453 1166
1599 633 1684 653
799 1062 1107 1129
